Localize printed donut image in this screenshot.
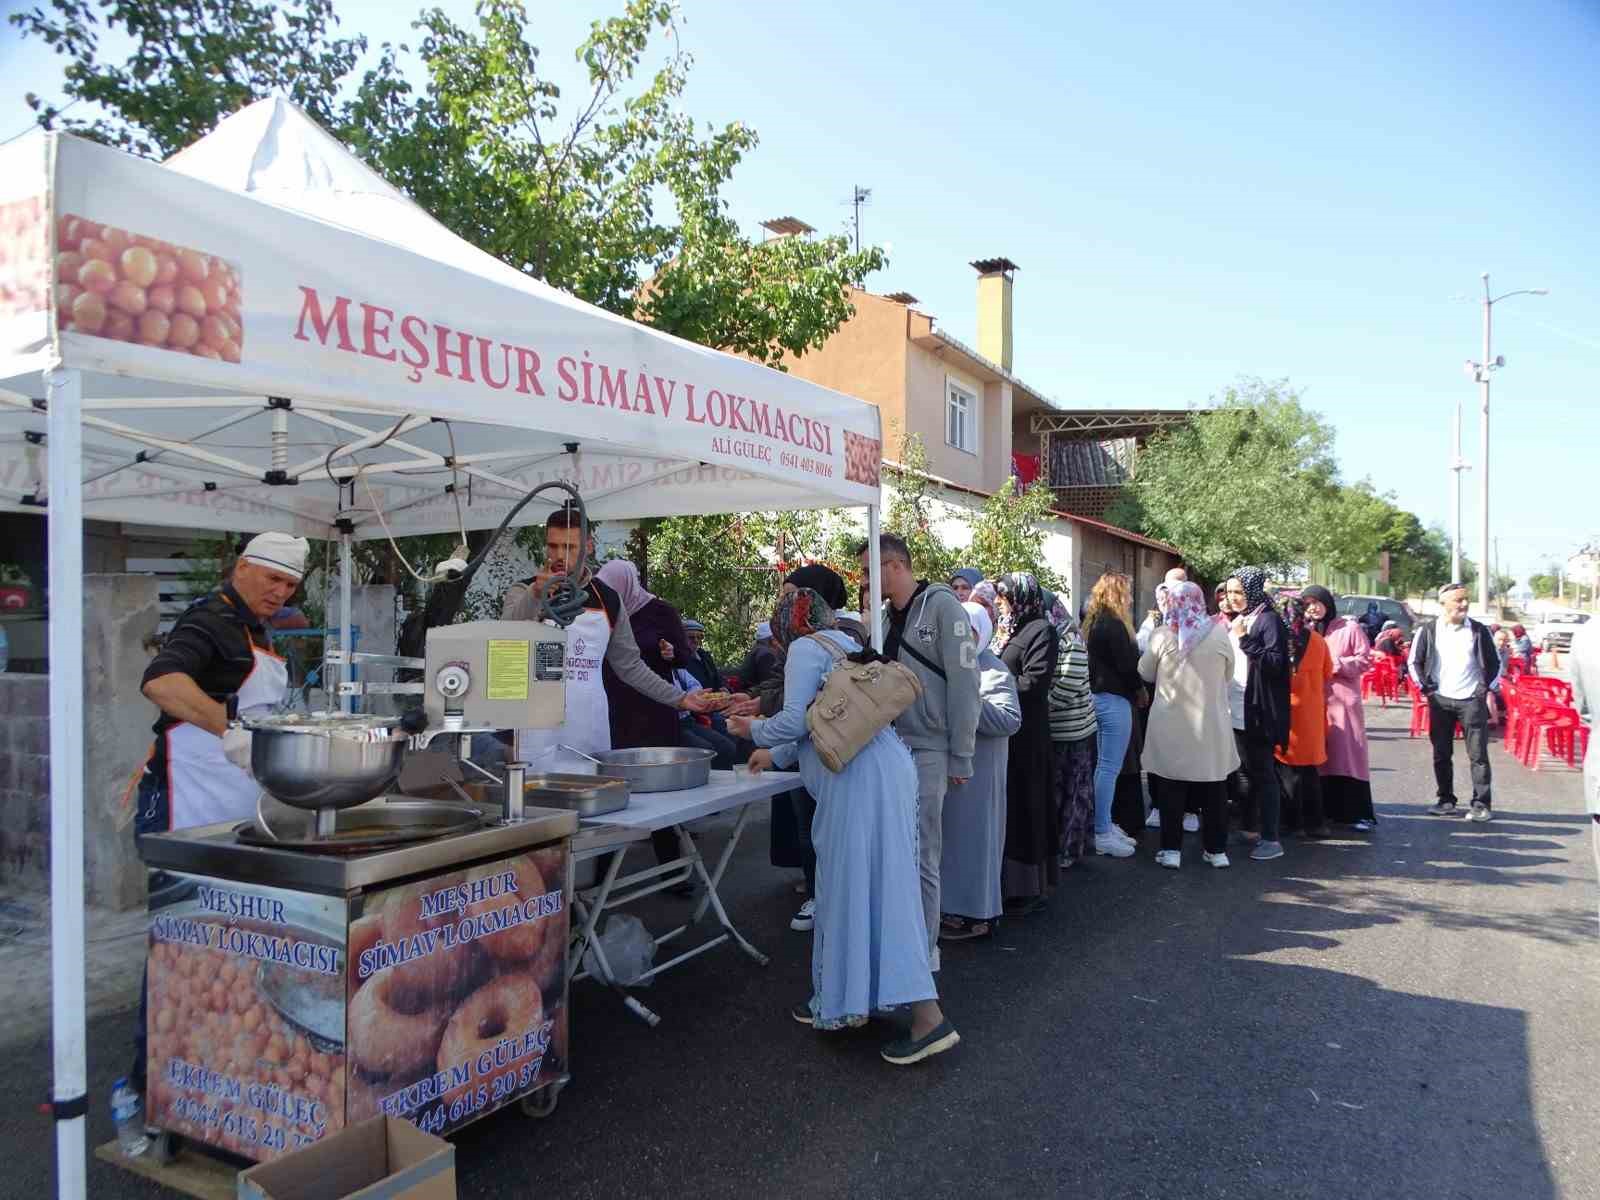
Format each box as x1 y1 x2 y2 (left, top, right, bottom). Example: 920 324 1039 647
843 430 882 487
437 974 544 1105
381 883 478 1009
524 910 566 996
347 971 450 1080
54 216 243 360
467 857 547 963
531 845 568 895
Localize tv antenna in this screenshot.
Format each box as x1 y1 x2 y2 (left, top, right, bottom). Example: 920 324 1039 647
845 185 871 252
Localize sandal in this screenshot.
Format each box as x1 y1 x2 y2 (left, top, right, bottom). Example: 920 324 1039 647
938 915 991 942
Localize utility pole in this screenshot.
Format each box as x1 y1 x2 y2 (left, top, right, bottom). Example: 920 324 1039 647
1466 273 1547 616
1450 398 1468 583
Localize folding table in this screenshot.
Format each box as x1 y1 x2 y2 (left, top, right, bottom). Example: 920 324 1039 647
569 769 799 1025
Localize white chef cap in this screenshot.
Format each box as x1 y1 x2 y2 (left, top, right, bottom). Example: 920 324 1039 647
240 532 311 581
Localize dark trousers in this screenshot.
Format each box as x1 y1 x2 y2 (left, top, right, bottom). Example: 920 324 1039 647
1236 734 1283 842
1275 761 1326 832
1427 693 1493 808
1158 779 1227 854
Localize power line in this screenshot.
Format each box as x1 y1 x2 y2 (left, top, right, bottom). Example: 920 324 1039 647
0 97 84 146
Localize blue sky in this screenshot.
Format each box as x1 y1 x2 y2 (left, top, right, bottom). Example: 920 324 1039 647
3 0 1596 581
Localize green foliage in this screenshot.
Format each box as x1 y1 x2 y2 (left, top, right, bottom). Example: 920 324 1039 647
11 0 366 159
965 477 1065 592
644 510 854 664
1106 379 1336 581
881 435 957 582
1529 567 1561 599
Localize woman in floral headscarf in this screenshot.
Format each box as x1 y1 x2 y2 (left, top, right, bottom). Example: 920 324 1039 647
729 587 959 1065
1139 582 1239 868
995 573 1060 911
1274 594 1334 839
1223 566 1292 861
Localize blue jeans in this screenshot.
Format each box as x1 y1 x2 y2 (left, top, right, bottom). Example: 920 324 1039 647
1091 693 1132 835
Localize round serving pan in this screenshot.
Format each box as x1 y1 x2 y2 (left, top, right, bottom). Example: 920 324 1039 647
592 746 714 793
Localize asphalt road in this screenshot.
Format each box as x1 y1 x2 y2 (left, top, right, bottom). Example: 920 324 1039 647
5 701 1597 1199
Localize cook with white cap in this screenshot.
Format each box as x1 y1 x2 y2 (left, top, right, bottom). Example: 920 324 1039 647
135 531 310 832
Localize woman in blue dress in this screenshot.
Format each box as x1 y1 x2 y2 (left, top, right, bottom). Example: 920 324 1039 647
729 587 960 1066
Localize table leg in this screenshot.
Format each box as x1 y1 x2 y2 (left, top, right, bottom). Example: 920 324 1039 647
682 807 770 967
569 845 662 1026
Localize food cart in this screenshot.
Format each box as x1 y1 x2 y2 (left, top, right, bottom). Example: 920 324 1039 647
0 96 890 1197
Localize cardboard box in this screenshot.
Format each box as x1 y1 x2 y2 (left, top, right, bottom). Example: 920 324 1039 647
238 1117 455 1200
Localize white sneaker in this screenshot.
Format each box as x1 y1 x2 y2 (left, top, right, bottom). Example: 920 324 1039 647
789 898 815 931
1094 833 1135 858
1182 813 1200 833
1145 808 1161 828
1202 851 1231 869
1155 849 1181 869
1110 823 1138 845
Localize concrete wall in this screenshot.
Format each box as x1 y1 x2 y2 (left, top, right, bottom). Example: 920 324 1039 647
0 574 161 910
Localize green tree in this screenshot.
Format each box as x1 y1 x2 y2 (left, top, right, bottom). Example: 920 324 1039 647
965 477 1065 591
1529 566 1561 599
1106 378 1336 581
16 0 888 650
881 435 957 582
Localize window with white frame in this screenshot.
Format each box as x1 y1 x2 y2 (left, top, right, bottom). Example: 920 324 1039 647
946 379 977 454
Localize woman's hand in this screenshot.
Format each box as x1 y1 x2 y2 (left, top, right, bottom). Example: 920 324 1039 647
726 713 754 739
746 749 774 775
1229 615 1247 637
658 638 676 662
725 694 760 717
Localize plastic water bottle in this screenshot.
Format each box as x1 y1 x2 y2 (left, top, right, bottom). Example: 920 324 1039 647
110 1078 148 1157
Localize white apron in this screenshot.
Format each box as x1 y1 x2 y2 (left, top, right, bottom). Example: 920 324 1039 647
166 644 288 829
517 604 612 774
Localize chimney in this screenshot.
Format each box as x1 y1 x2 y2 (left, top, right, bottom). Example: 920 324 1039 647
970 257 1018 372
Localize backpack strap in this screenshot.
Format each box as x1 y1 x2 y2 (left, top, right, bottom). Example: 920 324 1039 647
806 632 848 661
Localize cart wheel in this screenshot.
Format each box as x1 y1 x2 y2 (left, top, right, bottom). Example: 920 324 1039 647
520 1083 562 1119
148 1130 180 1166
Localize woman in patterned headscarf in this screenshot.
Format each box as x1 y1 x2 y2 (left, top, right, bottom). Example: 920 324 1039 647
995 573 1060 911
729 588 959 1064
1139 582 1239 868
1274 594 1334 839
1222 566 1292 861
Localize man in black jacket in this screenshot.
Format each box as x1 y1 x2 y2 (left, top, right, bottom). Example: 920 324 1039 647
1408 581 1500 822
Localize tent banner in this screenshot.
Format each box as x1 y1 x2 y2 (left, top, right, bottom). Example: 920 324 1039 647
0 134 52 374
23 136 882 510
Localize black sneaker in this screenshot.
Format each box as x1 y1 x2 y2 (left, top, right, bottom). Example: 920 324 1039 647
1427 801 1458 816
790 1001 814 1026
880 1019 960 1065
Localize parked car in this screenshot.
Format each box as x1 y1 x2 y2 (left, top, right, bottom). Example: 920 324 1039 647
1336 594 1417 638
1532 609 1590 652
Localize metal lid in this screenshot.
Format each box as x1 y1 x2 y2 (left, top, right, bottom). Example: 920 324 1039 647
241 711 410 742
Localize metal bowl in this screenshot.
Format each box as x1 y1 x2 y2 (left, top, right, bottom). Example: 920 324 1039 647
592 746 714 793
244 713 409 811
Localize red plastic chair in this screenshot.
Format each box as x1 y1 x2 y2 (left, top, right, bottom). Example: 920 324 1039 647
1516 701 1585 770
1409 687 1430 737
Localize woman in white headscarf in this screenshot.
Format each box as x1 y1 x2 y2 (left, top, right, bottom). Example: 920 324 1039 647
938 602 1022 941
1139 581 1240 869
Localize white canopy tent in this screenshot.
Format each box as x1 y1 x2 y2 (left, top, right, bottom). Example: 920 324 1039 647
0 98 885 1196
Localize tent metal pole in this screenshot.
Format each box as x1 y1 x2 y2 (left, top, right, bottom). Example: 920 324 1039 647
339 528 354 713
46 366 87 1200
868 503 884 651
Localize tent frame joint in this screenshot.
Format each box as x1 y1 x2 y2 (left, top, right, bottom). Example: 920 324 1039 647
24 431 43 445
262 469 296 486
46 1093 88 1121
266 395 292 410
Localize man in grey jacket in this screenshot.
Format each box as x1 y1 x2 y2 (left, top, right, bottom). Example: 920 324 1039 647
860 533 981 971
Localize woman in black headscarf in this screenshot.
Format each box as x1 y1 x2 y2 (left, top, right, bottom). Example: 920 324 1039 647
1223 565 1291 861
1301 584 1377 830
995 572 1060 911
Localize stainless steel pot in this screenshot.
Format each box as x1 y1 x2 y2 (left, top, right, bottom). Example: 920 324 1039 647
591 746 714 793
243 712 409 811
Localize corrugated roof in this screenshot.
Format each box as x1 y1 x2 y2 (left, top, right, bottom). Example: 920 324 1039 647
1048 437 1135 486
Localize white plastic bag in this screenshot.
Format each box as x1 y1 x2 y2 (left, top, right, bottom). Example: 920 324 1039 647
582 913 656 987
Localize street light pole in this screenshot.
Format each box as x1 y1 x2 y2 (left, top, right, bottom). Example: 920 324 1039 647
1467 274 1547 616
1450 398 1466 583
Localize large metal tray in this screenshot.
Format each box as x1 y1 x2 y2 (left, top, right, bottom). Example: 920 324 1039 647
523 772 630 816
